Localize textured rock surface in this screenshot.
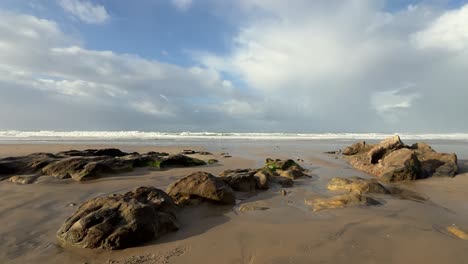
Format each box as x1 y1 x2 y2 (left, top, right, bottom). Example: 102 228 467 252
327 177 389 194
305 193 381 211
218 169 258 192
57 187 178 249
166 172 235 205
343 135 458 182
0 149 206 182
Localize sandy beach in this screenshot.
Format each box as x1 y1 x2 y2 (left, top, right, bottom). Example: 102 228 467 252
0 140 467 264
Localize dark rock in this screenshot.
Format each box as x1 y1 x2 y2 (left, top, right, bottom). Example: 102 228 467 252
57 149 128 157
158 154 206 168
0 153 60 178
219 169 258 192
166 172 235 205
207 159 218 165
56 187 178 249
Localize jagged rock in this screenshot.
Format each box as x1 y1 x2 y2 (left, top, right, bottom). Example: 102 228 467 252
166 172 235 205
327 177 389 194
0 153 60 179
158 154 206 168
264 158 309 180
42 157 133 181
343 141 368 156
380 148 422 182
218 169 257 192
305 193 381 211
56 187 178 249
343 135 458 182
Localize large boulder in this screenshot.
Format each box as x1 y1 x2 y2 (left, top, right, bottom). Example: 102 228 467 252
343 135 458 182
218 169 258 192
57 187 178 250
264 158 309 180
166 172 235 205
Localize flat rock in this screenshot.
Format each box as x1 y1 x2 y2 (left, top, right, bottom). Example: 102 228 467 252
158 154 206 168
447 226 468 240
166 172 235 205
327 177 389 194
57 187 178 249
8 175 39 184
305 193 381 211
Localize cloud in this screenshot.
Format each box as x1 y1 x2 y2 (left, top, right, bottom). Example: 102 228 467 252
59 0 109 24
412 4 468 51
196 1 468 132
0 10 240 130
171 0 193 11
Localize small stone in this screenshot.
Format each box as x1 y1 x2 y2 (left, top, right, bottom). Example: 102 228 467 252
447 226 468 240
280 190 287 196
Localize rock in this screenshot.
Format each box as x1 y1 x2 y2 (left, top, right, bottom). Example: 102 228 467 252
343 135 458 181
253 170 270 189
367 135 405 164
447 226 468 240
277 166 308 180
42 157 134 181
56 187 178 249
327 177 389 194
166 172 235 205
158 154 206 168
218 169 257 192
207 159 218 165
343 141 368 156
264 158 309 180
8 175 39 184
199 151 213 155
280 190 287 196
380 148 422 182
238 203 270 212
270 176 294 188
0 153 60 178
57 149 128 157
305 193 381 212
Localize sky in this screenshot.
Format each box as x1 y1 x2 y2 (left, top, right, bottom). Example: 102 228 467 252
0 0 467 133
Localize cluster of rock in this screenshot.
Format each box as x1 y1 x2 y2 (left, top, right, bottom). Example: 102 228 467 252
0 149 207 183
342 135 458 182
57 158 310 249
306 176 425 211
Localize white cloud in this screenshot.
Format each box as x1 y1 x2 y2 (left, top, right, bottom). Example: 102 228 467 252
0 10 239 130
171 0 193 11
412 4 468 51
59 0 109 24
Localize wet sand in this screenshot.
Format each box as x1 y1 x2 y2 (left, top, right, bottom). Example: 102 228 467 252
0 142 467 264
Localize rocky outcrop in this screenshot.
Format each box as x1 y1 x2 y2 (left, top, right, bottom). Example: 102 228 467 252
57 187 178 250
0 149 207 182
343 135 458 182
166 172 236 205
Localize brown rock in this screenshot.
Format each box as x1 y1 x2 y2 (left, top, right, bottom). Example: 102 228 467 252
305 193 380 211
219 169 257 192
380 148 422 182
8 175 39 184
166 172 235 205
57 187 178 249
342 141 368 155
327 177 389 194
